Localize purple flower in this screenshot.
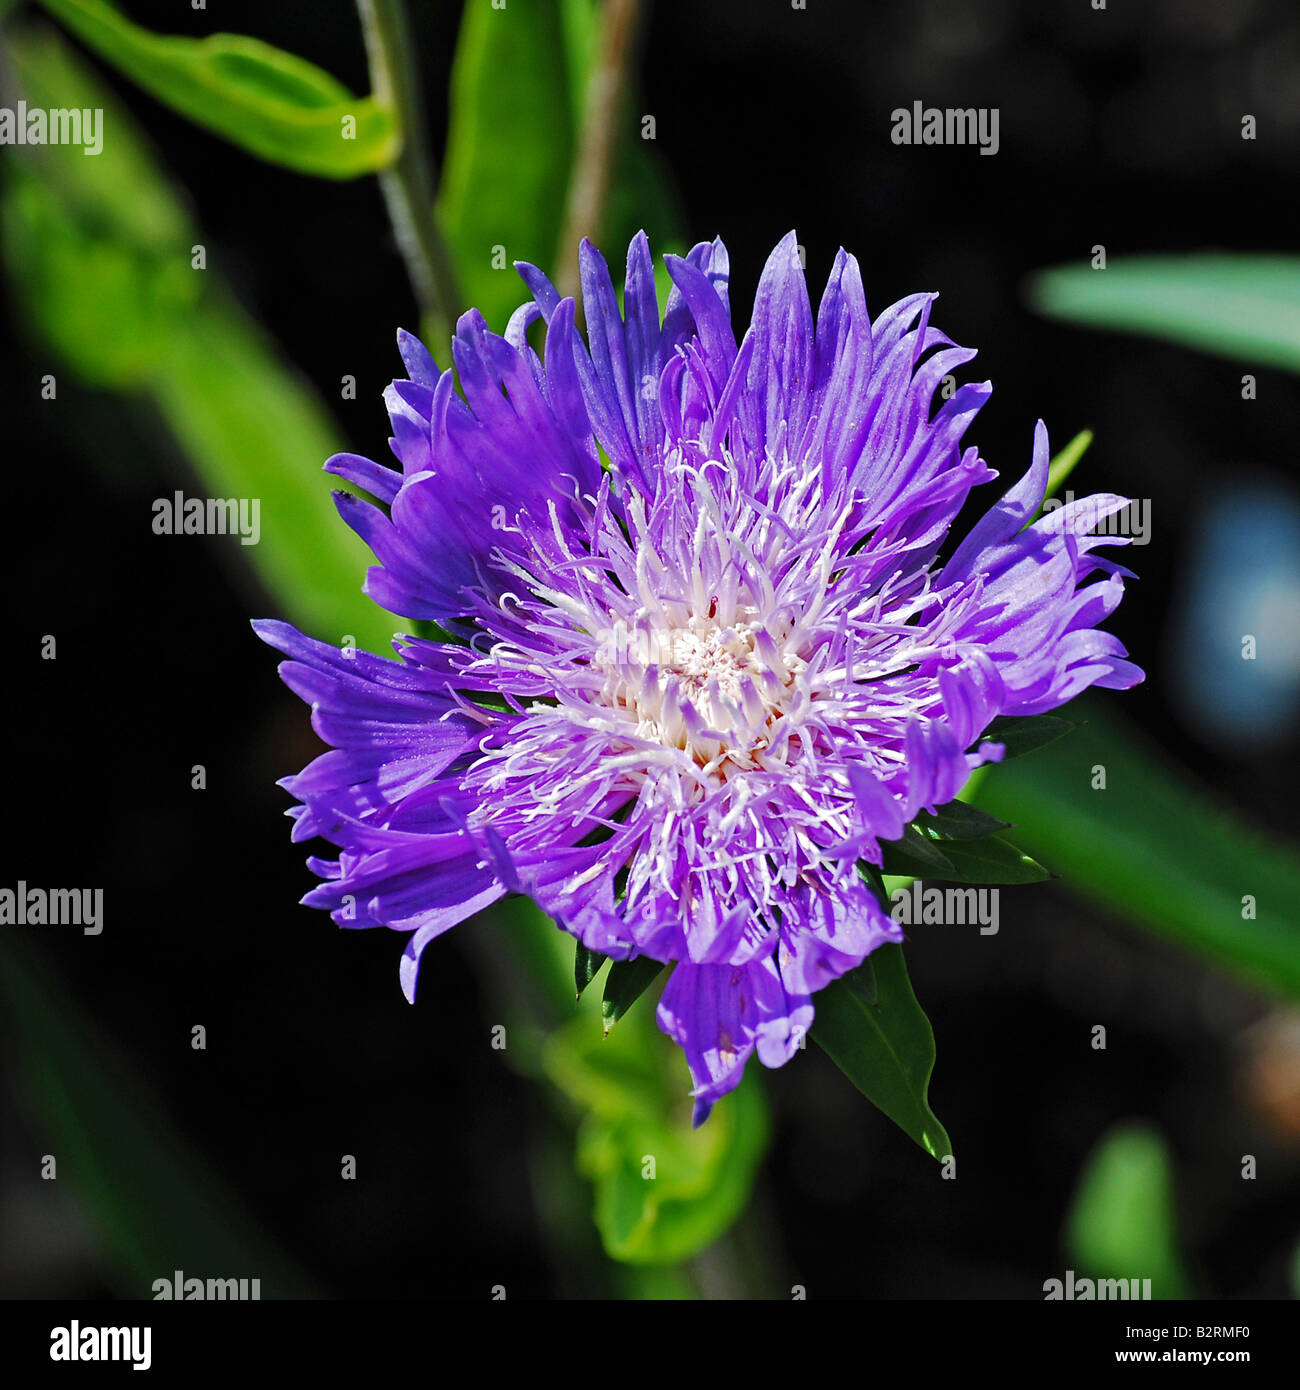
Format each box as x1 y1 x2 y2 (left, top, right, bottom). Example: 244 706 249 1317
256 232 1142 1123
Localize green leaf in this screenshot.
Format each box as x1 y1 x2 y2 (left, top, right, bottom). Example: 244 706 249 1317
574 942 607 999
884 801 1044 887
914 801 1012 841
930 835 1053 885
1 26 196 389
36 0 398 178
982 714 1080 760
577 1091 766 1268
532 891 768 1268
438 0 684 335
813 944 952 1161
878 823 956 878
601 956 666 1032
843 956 878 1007
2 25 396 652
557 0 599 134
975 701 1300 1001
437 0 574 330
1028 255 1300 374
1065 1123 1194 1300
151 304 405 652
2 164 195 389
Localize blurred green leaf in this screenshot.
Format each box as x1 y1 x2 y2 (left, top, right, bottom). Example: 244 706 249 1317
563 0 684 289
437 0 574 330
2 164 195 387
813 945 953 1161
36 0 398 177
601 956 665 1032
2 24 395 652
483 900 768 1270
2 25 196 388
975 702 1300 1000
151 300 399 649
1065 1122 1193 1299
557 0 599 135
1029 255 1300 374
543 1005 768 1266
0 945 316 1296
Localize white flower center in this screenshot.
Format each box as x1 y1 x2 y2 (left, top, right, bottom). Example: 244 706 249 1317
594 608 806 770
664 619 759 710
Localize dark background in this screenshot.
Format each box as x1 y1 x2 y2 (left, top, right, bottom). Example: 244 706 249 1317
3 0 1299 1298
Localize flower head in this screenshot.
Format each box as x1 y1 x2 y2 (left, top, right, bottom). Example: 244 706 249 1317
256 232 1141 1122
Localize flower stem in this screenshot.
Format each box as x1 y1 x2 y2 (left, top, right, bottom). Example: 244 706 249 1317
555 0 643 312
357 0 460 349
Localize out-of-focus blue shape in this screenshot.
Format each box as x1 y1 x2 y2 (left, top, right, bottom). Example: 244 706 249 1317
1168 474 1300 749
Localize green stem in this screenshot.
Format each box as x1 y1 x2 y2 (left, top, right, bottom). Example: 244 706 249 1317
357 0 460 348
555 0 642 311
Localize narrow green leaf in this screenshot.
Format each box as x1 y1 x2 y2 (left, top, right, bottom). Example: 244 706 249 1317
1028 255 1300 374
914 801 1012 841
1042 428 1093 509
975 701 1300 1000
37 0 398 177
983 714 1080 760
601 956 666 1032
1065 1123 1193 1300
574 941 607 999
859 860 889 903
813 945 952 1161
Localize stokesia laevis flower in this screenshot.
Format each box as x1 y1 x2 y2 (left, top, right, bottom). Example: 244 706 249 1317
255 231 1142 1124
